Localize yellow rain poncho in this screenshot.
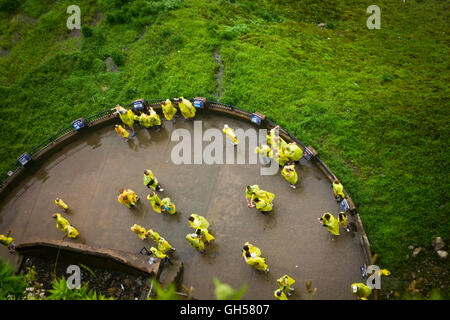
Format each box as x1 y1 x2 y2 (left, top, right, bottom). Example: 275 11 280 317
189 214 210 229
275 148 290 166
150 247 167 259
64 225 79 239
54 213 70 232
55 199 69 210
118 193 131 208
333 181 345 200
222 125 239 144
161 197 176 215
146 229 161 242
277 275 295 293
157 238 173 253
118 107 135 128
281 164 298 185
255 198 273 212
268 128 288 150
115 125 130 139
186 233 205 251
162 99 177 120
338 212 349 228
321 212 340 236
242 242 261 259
195 228 215 243
178 97 196 119
246 256 268 272
125 190 138 206
245 185 260 200
147 193 161 213
137 113 152 128
143 170 159 190
379 269 391 277
284 143 303 162
274 289 288 300
351 283 372 300
131 224 147 240
254 189 275 204
148 107 161 126
255 144 271 157
0 235 13 247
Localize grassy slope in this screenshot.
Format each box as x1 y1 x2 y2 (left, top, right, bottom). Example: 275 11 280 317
0 0 448 297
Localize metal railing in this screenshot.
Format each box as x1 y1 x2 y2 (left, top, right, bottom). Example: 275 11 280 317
0 98 309 188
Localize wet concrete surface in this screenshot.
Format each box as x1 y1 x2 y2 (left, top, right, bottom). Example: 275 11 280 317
0 112 365 299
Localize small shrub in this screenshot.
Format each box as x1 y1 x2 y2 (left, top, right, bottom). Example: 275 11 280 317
81 26 93 38
0 0 20 13
111 49 125 66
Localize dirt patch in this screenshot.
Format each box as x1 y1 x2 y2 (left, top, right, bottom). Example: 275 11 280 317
90 12 105 26
104 56 119 73
21 255 150 300
213 47 224 100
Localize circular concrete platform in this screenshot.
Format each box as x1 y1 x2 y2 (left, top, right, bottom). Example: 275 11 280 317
0 111 365 299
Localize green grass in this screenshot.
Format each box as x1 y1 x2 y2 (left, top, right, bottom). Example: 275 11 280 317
0 0 448 298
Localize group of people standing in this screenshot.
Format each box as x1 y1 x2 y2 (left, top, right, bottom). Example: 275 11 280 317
0 97 380 300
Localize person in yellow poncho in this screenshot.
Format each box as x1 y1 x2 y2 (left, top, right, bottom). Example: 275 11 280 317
146 229 161 242
281 163 298 189
131 224 147 240
147 192 161 213
160 197 176 215
52 213 69 232
143 169 164 191
274 289 288 300
52 214 79 239
244 251 269 273
186 233 205 253
332 179 345 202
277 275 295 296
148 107 162 129
64 225 79 239
55 198 69 211
195 227 215 243
242 242 261 259
267 126 288 150
136 112 152 129
176 97 196 119
188 214 210 229
274 147 290 166
284 142 303 162
114 124 130 141
161 99 178 121
318 212 340 237
0 231 15 253
158 237 175 253
338 212 350 232
254 188 275 204
222 124 239 145
253 197 273 214
351 283 372 300
118 189 138 208
245 185 260 208
115 105 136 136
255 144 271 165
150 247 167 260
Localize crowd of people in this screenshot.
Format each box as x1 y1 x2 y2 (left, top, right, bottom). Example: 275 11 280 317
0 97 383 300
